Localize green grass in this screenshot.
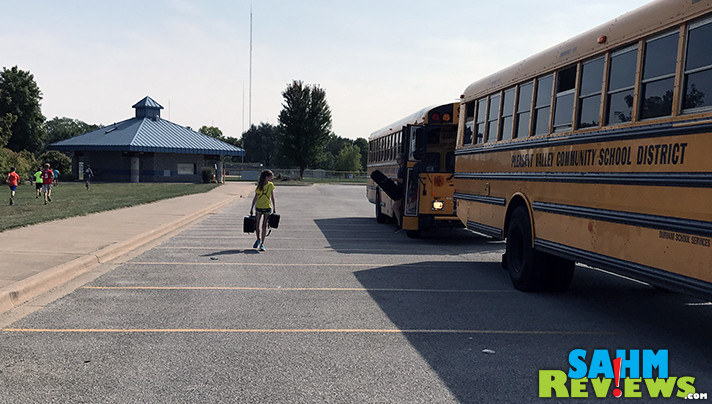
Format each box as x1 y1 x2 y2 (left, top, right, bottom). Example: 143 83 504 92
225 175 366 185
0 182 218 232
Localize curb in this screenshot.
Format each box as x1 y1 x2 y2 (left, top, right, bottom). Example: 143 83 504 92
0 195 238 315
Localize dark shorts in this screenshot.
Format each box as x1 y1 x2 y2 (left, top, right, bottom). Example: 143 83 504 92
255 207 272 215
9 185 17 191
36 183 42 190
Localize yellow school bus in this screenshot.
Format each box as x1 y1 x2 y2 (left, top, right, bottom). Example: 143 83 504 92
367 103 461 237
454 0 712 298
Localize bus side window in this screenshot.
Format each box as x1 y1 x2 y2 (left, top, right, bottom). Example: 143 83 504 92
682 17 712 113
501 87 515 141
640 30 678 119
463 101 475 145
487 93 501 142
534 74 553 135
475 98 487 143
606 44 638 124
553 65 577 132
515 81 533 138
578 57 605 128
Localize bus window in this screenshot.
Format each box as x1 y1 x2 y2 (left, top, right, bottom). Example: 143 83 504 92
683 17 712 112
640 30 678 119
463 101 475 145
501 87 515 141
534 74 553 135
425 152 440 172
578 57 604 128
553 65 577 132
515 81 533 138
487 93 500 142
606 45 638 124
445 152 455 172
475 98 487 143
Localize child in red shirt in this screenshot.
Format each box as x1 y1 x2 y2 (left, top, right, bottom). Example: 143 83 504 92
6 166 20 205
41 163 54 205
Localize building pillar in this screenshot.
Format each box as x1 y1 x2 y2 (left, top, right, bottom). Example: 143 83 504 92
217 160 224 183
131 156 140 183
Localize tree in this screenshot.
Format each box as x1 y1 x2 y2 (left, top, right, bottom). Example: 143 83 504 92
333 144 362 172
198 125 224 139
241 122 280 166
45 117 99 146
38 150 72 179
278 80 332 178
0 66 46 154
354 137 368 172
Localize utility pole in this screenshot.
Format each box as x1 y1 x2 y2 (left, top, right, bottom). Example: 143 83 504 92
249 5 253 128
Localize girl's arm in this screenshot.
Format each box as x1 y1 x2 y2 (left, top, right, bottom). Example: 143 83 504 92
271 192 276 213
250 194 257 214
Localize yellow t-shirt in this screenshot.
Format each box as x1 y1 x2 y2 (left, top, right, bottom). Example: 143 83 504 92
255 182 275 209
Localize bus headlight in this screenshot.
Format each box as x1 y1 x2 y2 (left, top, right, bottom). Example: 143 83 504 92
432 200 444 210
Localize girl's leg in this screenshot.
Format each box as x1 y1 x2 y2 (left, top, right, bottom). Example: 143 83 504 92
260 215 269 244
254 212 263 247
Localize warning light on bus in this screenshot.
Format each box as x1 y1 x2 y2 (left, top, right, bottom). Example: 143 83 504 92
442 113 451 122
431 113 441 122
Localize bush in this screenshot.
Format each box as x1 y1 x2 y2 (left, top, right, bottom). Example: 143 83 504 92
201 168 213 183
0 147 38 182
39 150 72 179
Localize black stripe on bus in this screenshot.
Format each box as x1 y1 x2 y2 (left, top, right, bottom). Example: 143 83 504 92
454 172 712 188
453 192 506 206
466 221 502 238
535 239 712 301
532 201 712 239
455 120 712 156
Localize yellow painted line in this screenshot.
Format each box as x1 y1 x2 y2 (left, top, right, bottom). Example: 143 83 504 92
153 247 400 252
82 286 512 293
1 328 613 335
128 262 382 266
173 236 394 240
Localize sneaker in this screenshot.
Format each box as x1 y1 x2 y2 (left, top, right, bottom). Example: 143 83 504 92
9 198 13 206
259 244 265 251
48 196 51 202
253 239 261 248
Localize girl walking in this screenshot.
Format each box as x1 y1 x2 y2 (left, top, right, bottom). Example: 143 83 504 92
250 170 276 251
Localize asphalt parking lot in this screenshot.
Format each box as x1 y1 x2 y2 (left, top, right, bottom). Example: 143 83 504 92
1 184 710 403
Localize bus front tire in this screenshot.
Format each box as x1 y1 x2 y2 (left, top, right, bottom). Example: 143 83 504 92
505 207 574 292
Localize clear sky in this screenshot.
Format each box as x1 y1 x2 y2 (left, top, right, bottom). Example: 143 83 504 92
1 0 652 141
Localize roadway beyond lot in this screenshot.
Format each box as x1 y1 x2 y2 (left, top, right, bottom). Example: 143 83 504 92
0 184 710 403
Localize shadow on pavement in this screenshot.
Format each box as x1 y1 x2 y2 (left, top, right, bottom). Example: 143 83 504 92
314 217 501 255
354 261 712 402
201 249 261 257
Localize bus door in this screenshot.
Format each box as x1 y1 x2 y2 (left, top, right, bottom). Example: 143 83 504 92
404 125 424 227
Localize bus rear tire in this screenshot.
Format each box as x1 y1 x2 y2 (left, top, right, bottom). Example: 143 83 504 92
406 229 421 238
505 207 574 292
375 191 388 224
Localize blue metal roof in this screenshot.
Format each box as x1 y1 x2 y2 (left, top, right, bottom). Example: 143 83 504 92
49 98 244 157
132 96 163 110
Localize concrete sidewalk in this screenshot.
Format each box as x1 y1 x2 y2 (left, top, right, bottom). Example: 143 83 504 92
0 182 254 314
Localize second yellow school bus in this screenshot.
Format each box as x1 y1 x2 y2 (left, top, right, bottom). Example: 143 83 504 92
367 103 461 237
454 0 712 298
